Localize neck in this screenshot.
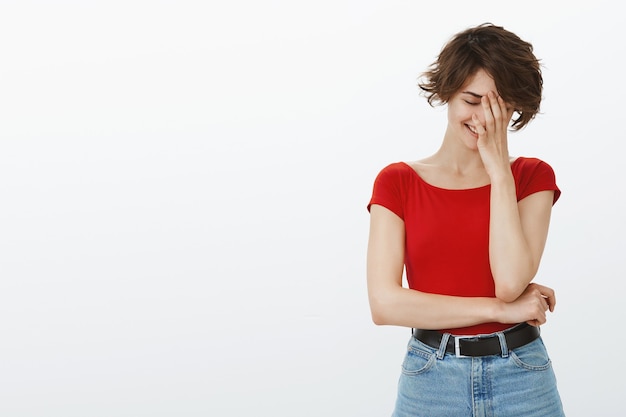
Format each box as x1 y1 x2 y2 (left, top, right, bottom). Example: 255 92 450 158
430 132 485 174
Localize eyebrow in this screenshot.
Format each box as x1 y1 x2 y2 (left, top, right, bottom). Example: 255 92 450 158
461 91 483 99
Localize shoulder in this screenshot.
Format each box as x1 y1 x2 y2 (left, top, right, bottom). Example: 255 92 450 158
512 156 555 170
511 157 561 203
372 162 415 183
511 156 557 180
368 162 416 217
376 161 413 175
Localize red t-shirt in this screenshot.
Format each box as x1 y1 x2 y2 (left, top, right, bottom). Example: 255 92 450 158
367 157 561 335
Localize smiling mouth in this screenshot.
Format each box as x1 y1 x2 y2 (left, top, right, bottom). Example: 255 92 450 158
466 124 478 134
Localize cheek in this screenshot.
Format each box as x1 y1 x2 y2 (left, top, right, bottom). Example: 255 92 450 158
447 104 460 119
448 105 474 124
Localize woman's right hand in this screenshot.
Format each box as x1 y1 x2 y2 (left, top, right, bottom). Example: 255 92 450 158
498 283 556 326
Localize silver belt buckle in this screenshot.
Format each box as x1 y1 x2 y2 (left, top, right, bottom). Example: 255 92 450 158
454 335 475 358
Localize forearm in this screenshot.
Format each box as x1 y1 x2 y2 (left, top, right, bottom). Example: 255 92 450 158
489 173 536 301
369 286 503 330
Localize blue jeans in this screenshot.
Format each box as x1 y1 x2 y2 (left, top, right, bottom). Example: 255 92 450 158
392 332 565 417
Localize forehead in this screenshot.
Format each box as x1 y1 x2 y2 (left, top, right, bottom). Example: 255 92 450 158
460 69 497 95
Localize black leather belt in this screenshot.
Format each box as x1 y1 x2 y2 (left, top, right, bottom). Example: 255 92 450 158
412 323 540 357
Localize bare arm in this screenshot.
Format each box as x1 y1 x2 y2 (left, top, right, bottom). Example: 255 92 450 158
489 182 554 302
474 92 555 302
366 204 553 329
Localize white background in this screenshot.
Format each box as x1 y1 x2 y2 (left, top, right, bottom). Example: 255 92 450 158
1 1 624 416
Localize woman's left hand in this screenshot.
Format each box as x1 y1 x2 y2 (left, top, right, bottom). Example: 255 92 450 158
472 91 515 179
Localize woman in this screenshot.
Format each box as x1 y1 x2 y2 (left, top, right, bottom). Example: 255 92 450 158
366 23 565 416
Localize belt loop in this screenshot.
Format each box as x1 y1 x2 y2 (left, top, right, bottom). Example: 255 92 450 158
437 333 451 360
496 332 509 358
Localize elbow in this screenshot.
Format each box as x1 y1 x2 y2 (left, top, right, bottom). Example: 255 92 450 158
368 293 394 325
370 311 387 326
493 263 537 303
369 302 389 326
494 276 531 302
494 286 520 303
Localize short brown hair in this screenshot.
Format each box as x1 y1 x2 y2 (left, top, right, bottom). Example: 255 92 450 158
419 23 543 130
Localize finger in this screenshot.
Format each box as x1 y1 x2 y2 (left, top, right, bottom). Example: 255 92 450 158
527 317 544 327
499 96 514 122
534 283 555 297
533 283 555 298
541 294 554 312
497 96 514 130
472 114 486 136
535 307 547 325
536 285 556 312
481 95 495 132
534 283 554 294
488 91 502 129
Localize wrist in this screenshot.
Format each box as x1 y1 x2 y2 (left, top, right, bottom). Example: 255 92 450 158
488 169 514 188
490 297 507 323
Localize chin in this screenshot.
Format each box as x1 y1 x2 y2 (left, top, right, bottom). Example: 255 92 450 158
463 136 480 151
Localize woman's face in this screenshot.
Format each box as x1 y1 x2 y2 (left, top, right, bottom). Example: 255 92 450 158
446 68 509 150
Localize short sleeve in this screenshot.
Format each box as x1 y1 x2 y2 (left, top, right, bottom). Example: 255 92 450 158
366 163 406 219
513 158 561 204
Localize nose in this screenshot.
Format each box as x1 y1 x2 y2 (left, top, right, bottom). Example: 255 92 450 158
471 113 485 128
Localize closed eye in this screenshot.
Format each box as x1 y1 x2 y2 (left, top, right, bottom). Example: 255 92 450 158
464 100 480 106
